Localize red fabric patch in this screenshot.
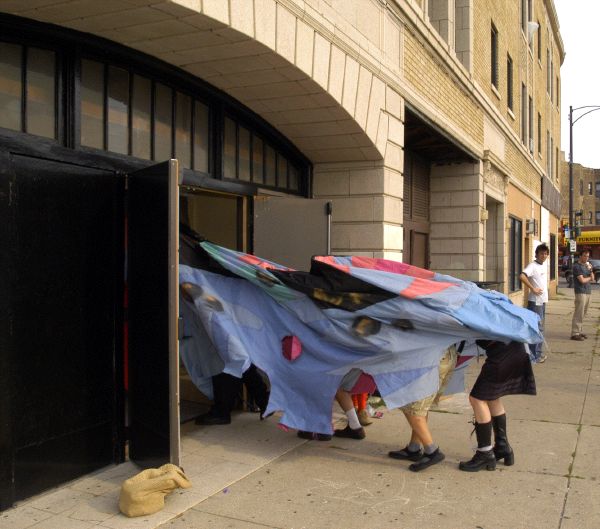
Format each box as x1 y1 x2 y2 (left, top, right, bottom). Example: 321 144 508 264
282 335 302 361
350 373 377 394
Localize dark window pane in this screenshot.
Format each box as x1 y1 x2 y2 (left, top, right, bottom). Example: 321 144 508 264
252 136 264 184
288 164 299 191
175 92 192 169
223 117 236 178
154 83 172 161
131 74 151 159
277 154 288 188
265 144 276 186
81 59 104 149
107 66 129 155
0 42 22 131
238 126 250 181
193 101 209 173
26 47 56 139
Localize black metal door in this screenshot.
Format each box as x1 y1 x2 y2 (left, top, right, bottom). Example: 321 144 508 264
128 160 180 469
0 152 124 509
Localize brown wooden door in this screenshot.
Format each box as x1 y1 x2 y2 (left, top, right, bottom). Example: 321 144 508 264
403 150 430 268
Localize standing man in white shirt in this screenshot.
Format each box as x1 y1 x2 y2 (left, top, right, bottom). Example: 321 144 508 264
519 243 550 363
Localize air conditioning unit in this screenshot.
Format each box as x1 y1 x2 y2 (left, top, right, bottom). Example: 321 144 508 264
526 218 538 235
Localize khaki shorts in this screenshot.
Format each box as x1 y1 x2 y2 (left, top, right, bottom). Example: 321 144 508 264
401 344 458 417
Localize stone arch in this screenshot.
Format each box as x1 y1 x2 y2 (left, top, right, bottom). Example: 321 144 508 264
4 0 406 257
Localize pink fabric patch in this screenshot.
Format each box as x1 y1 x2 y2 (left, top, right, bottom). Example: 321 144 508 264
400 277 456 299
282 335 302 361
350 373 377 394
277 423 290 432
312 256 350 273
239 253 292 271
351 256 435 279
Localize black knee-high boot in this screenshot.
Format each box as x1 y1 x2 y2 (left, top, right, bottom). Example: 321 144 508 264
492 414 514 466
459 421 496 472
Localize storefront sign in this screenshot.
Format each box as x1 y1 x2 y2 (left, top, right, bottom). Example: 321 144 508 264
576 231 600 244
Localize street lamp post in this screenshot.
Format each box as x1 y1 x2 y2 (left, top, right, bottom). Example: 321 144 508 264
568 105 600 265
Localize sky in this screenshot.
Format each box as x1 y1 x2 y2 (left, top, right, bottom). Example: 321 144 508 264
554 0 600 169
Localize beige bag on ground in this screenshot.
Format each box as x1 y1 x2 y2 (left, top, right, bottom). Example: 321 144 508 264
119 463 192 517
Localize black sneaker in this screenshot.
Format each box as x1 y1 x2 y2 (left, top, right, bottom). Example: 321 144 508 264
388 446 423 462
333 425 366 439
408 448 445 472
297 431 332 441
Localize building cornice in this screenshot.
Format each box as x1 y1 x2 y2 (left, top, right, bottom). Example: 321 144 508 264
545 0 566 64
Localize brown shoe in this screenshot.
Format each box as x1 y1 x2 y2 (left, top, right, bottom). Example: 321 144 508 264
334 425 366 439
571 334 585 341
357 409 373 426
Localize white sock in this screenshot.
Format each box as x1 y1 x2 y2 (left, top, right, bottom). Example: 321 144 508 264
345 408 361 429
478 445 493 452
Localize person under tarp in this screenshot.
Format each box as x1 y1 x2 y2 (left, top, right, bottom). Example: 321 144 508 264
178 242 542 436
179 223 269 425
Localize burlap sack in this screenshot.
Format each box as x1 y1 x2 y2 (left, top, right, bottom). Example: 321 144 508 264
119 463 192 517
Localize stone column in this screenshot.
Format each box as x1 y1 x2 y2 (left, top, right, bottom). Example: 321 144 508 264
428 0 455 49
429 161 484 281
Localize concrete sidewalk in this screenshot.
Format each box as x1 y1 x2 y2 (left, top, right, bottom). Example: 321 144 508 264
3 281 599 529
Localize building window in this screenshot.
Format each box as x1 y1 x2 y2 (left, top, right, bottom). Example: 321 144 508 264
537 21 542 61
1 31 310 195
521 0 527 33
491 23 499 89
0 42 57 139
589 182 593 195
546 49 551 95
596 182 600 199
537 113 542 154
550 59 554 102
580 180 584 196
550 234 556 280
546 130 551 175
521 84 527 144
589 211 593 225
556 76 560 108
509 217 523 292
223 114 300 191
596 211 600 225
507 54 513 110
528 96 533 153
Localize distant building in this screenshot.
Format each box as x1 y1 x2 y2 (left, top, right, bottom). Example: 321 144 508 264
560 153 600 258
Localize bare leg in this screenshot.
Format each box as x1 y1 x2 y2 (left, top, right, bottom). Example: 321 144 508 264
405 414 433 446
469 395 491 423
487 398 505 417
335 389 354 412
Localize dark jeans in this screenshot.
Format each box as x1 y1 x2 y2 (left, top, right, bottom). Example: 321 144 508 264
526 301 545 359
211 364 269 419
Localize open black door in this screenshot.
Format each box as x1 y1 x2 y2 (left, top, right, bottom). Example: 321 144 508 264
0 152 124 509
128 160 180 469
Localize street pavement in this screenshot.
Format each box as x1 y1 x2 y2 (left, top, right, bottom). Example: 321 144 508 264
160 280 600 529
3 280 599 529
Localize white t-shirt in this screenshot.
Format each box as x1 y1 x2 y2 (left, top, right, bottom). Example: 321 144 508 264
522 260 548 304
